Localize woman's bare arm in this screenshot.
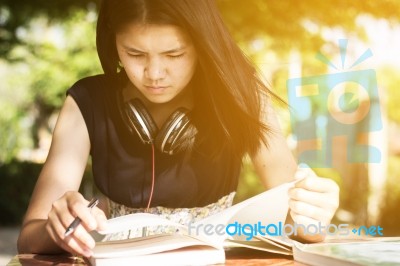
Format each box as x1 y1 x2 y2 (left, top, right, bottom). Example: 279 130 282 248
251 99 339 243
17 95 106 256
251 101 297 188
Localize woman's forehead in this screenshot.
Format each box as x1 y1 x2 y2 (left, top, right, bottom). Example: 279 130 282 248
116 23 193 52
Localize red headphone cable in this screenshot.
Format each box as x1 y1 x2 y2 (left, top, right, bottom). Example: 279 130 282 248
146 143 156 212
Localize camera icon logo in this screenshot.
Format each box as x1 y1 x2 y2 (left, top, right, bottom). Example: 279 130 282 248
287 39 382 168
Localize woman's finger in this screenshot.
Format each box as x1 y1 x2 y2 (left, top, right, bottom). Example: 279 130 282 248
66 198 98 233
289 187 339 210
92 207 108 231
289 199 333 223
46 216 93 257
295 176 339 194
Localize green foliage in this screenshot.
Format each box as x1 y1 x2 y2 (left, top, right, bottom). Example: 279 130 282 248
0 160 41 225
0 10 101 162
235 158 265 204
0 160 94 226
0 0 100 57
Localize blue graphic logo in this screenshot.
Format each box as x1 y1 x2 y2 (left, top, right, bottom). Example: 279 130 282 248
287 39 382 168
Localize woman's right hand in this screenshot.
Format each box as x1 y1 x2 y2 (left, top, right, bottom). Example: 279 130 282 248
45 192 108 257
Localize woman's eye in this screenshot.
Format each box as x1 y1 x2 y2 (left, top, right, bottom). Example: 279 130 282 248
128 53 144 58
168 54 185 59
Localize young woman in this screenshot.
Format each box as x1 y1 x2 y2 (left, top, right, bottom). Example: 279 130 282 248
18 0 339 257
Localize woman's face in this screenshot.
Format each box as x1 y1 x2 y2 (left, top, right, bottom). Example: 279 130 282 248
116 23 198 104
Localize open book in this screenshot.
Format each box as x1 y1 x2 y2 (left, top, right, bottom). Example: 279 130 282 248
293 238 400 266
89 182 296 266
89 179 400 266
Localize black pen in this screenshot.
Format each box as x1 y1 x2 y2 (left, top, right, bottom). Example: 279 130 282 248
64 198 99 237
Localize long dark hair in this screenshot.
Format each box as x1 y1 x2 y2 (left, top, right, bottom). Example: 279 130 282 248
97 0 276 159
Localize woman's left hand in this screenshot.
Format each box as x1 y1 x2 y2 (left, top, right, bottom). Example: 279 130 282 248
288 166 340 242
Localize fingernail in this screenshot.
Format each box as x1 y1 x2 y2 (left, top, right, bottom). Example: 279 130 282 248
89 219 98 230
298 163 310 169
87 237 96 249
84 249 93 257
100 220 108 229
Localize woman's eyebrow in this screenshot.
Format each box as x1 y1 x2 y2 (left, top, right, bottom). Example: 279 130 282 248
123 45 186 54
161 47 186 54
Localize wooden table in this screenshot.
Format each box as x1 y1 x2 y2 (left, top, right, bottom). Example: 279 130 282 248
7 248 303 265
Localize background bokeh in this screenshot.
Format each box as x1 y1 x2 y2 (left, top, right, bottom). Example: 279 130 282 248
1 1 399 260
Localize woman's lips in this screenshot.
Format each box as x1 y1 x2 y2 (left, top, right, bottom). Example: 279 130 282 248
144 85 169 94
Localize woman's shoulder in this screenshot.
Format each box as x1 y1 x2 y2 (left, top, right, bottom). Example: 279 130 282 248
69 73 109 93
67 73 116 101
66 74 117 135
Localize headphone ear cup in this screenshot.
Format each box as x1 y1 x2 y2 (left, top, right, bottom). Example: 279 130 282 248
155 108 197 154
123 98 159 144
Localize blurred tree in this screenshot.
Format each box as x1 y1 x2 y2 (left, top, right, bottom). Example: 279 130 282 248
0 1 399 156
2 0 400 59
379 67 400 124
217 0 400 55
1 0 399 161
0 10 101 162
0 0 100 57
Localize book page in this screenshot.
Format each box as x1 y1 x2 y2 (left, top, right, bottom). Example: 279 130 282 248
192 182 295 243
90 245 225 266
225 239 292 255
97 213 186 235
93 234 221 258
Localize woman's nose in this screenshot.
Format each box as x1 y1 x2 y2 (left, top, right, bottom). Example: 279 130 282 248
145 58 166 81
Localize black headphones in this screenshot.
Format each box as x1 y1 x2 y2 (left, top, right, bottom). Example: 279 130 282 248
117 91 198 155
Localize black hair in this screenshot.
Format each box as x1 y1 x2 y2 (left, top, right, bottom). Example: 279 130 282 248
97 0 276 159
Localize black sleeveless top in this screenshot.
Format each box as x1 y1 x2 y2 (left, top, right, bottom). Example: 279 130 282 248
67 74 241 208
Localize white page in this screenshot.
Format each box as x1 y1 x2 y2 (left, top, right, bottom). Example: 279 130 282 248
93 234 220 258
98 213 186 235
192 182 294 243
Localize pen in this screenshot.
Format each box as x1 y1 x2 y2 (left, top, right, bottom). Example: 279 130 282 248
64 198 99 237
